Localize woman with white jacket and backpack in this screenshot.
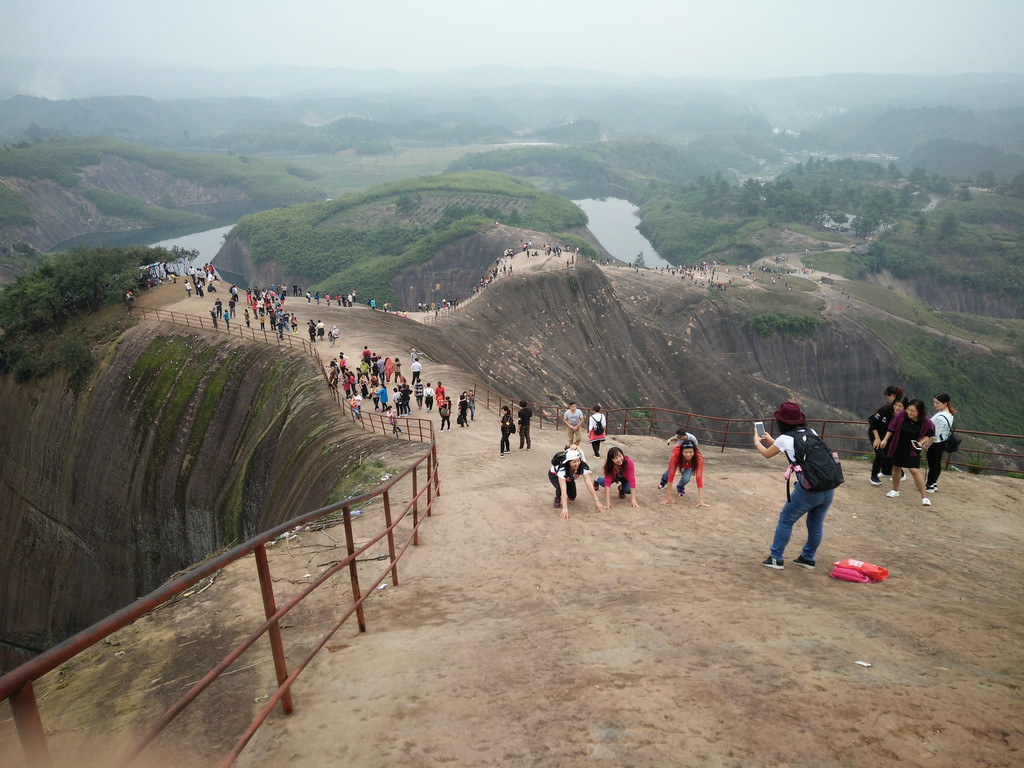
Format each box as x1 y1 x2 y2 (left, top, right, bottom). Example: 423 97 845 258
588 405 608 458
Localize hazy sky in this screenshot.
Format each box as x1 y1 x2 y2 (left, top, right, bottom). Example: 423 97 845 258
4 0 1024 79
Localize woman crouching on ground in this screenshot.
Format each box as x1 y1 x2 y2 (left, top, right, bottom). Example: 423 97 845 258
549 447 606 520
660 440 708 508
595 446 639 508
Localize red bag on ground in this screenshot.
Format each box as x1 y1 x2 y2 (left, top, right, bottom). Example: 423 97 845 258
829 566 871 583
832 558 889 582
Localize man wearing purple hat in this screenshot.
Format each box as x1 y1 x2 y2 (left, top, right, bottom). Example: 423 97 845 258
754 402 835 571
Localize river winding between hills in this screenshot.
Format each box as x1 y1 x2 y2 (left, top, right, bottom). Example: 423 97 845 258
571 198 671 269
145 198 670 285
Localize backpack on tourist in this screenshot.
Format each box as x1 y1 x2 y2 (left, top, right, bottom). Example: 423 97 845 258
788 429 844 499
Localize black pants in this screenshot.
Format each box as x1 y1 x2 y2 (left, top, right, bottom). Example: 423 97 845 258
500 430 511 453
926 442 945 486
548 472 576 501
519 423 531 449
871 447 894 478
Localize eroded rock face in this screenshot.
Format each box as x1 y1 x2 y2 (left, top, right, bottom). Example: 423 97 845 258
1 156 251 253
214 235 302 291
412 259 898 430
0 326 368 668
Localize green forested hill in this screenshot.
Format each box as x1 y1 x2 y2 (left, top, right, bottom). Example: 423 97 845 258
230 171 588 302
0 137 324 205
0 137 327 254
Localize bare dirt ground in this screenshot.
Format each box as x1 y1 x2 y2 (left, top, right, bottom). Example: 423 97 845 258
3 266 1022 768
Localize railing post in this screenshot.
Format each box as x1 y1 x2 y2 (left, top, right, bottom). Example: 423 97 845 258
432 442 441 499
342 505 367 632
721 419 731 452
10 681 52 768
412 463 420 526
253 544 294 715
385 489 399 585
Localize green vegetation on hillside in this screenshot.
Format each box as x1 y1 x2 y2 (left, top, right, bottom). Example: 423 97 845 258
0 185 32 228
447 141 716 193
861 318 1024 434
0 245 170 391
0 137 325 205
81 188 200 228
747 313 822 338
803 194 1024 301
231 171 588 303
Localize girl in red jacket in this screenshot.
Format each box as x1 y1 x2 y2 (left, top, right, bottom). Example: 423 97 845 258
660 440 709 507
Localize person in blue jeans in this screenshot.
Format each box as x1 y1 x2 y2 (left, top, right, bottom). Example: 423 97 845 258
659 429 698 489
594 447 640 508
755 402 834 571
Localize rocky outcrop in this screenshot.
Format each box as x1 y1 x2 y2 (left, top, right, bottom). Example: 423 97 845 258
213 235 309 291
0 325 375 668
389 224 600 307
867 271 1022 319
80 154 247 209
0 156 251 253
420 259 896 427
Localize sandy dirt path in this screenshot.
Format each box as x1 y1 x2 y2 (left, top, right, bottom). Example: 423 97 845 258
20 277 1021 768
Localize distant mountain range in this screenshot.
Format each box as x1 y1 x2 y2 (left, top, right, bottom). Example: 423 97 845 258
2 59 1023 123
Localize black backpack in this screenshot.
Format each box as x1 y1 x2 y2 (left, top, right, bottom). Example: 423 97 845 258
551 450 567 467
788 430 844 499
592 416 605 436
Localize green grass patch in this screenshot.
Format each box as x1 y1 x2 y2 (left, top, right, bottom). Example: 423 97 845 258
842 282 934 322
711 277 823 315
747 313 822 338
804 250 866 279
0 185 34 227
326 457 393 506
860 317 1024 435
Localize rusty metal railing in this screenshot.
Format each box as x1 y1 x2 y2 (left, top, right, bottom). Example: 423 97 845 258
0 431 441 767
469 383 1024 474
1 303 443 766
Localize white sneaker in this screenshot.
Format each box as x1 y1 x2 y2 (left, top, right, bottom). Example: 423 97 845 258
922 497 931 506
886 490 900 498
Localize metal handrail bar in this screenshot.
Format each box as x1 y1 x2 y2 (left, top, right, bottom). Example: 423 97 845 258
467 382 1024 472
1 438 440 766
220 478 434 766
2 305 442 766
121 462 434 766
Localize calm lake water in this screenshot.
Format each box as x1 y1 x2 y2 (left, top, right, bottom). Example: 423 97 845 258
138 197 670 280
150 224 234 264
572 198 671 269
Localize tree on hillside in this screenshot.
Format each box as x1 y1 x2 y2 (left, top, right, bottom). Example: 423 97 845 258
914 213 928 237
939 212 960 241
976 170 997 189
853 210 881 237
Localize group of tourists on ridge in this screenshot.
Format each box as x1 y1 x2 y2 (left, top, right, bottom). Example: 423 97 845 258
540 384 955 573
